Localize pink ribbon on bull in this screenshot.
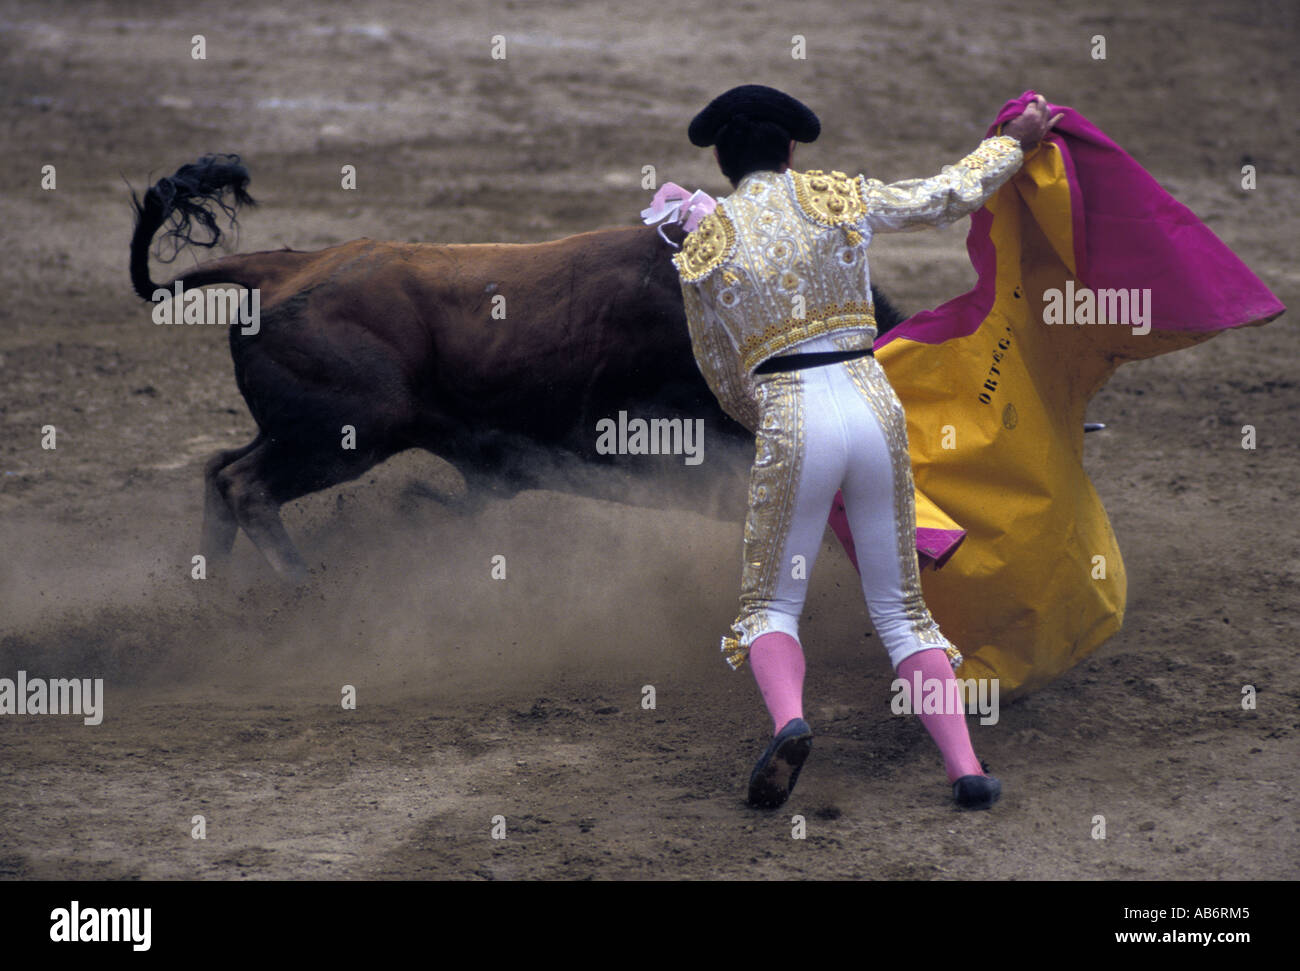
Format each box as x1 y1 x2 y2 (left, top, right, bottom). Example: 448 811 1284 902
641 182 716 247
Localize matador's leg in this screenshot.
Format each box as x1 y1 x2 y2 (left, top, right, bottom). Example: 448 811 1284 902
835 355 999 807
722 367 845 670
728 366 845 808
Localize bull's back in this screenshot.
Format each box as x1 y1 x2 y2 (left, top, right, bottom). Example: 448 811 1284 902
209 227 692 442
404 229 686 435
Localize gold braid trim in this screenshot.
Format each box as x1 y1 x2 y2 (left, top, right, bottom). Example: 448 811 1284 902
722 372 805 670
791 169 868 246
790 169 866 224
673 209 737 282
858 135 1023 233
738 304 876 375
680 282 761 433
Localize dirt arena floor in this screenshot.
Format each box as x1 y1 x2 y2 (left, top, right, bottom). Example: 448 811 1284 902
1 0 1296 882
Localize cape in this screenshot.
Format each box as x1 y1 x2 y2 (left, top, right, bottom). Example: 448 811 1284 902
825 90 1284 696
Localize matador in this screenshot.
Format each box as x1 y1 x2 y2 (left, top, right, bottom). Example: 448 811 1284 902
670 85 1060 810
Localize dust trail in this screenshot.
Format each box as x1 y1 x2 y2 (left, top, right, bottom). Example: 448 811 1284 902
0 439 759 706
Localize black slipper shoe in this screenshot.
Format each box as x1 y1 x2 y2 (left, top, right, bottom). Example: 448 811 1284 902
747 718 813 809
953 774 1002 810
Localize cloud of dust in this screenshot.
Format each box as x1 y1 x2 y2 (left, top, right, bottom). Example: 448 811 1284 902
0 439 761 709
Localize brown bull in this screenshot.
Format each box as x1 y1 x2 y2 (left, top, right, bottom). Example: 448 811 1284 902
130 154 901 581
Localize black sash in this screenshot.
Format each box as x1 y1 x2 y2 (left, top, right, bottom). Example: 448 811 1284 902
753 347 874 375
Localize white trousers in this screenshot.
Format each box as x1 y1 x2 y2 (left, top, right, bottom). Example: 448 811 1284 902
722 334 957 671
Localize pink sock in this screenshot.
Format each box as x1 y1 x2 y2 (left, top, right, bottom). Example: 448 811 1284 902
749 632 805 734
896 649 985 783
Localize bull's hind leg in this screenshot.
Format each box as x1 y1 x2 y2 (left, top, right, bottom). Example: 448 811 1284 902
201 438 261 563
214 436 388 582
213 440 310 582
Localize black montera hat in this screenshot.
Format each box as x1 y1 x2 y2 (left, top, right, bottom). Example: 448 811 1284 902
688 84 821 147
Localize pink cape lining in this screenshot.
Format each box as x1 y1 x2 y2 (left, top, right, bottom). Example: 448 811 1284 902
828 494 965 571
875 90 1284 351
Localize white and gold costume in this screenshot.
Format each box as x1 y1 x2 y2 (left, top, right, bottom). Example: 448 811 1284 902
675 135 1023 671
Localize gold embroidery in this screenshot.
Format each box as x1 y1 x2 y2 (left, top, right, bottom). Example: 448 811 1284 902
674 209 737 282
859 135 1023 233
672 171 879 381
722 371 805 670
791 169 866 227
680 282 761 433
737 304 876 374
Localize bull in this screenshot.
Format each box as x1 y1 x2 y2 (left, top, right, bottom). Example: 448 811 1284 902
129 154 903 581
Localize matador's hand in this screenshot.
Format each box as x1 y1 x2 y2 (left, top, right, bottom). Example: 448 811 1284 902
1002 94 1064 149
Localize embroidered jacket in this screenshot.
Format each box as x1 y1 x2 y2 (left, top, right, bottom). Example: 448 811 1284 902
675 135 1023 431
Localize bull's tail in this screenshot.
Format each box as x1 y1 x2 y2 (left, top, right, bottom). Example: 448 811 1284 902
129 153 256 300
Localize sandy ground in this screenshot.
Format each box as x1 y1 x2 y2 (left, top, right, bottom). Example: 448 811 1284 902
0 0 1297 881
